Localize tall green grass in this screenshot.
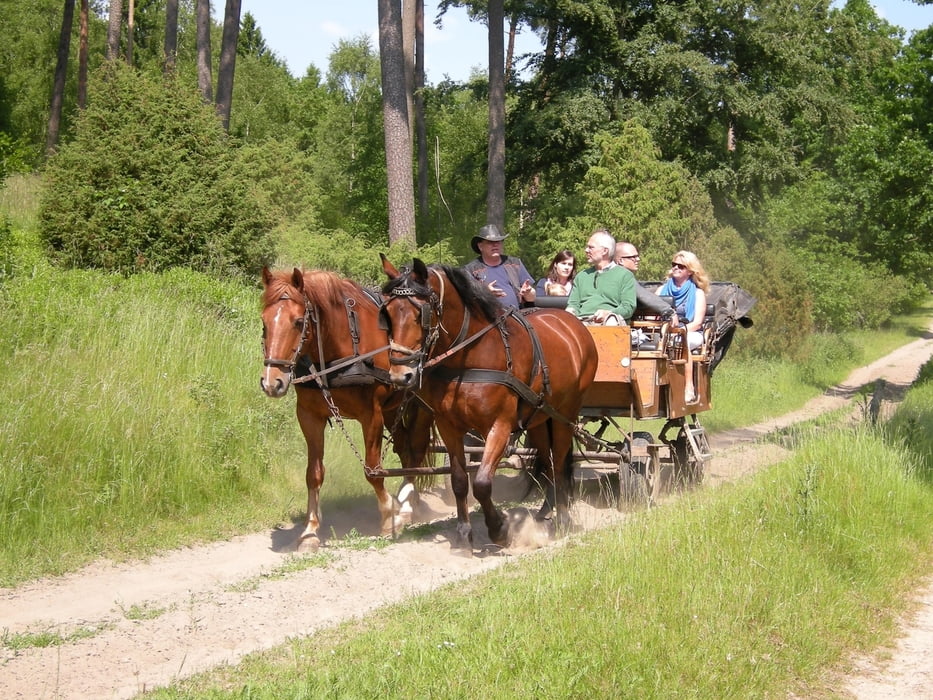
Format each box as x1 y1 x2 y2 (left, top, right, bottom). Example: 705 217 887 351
147 422 933 698
0 266 372 584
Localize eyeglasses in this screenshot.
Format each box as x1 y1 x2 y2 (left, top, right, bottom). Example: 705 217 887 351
618 255 640 260
671 262 687 270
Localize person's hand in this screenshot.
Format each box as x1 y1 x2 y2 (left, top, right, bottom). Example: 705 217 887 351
519 280 535 300
592 309 610 323
488 281 506 297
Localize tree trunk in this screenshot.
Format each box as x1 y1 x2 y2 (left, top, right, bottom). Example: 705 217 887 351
505 11 517 84
126 0 134 65
107 0 122 61
78 0 88 108
486 0 506 230
414 0 428 220
216 0 242 131
163 0 179 75
378 0 416 245
195 0 212 102
46 0 75 154
402 0 415 144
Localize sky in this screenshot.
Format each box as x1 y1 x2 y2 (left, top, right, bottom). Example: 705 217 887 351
232 1 933 82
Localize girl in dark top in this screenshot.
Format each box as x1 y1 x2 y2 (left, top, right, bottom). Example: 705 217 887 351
535 249 576 296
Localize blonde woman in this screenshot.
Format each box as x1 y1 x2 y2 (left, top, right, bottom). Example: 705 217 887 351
657 251 710 404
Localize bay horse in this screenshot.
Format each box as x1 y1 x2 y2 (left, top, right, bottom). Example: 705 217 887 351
380 256 598 555
260 267 432 551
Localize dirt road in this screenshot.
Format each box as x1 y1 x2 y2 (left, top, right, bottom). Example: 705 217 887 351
2 328 932 699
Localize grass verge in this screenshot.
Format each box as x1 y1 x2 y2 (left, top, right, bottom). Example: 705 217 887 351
144 421 933 698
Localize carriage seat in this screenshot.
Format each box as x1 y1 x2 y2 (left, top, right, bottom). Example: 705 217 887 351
630 296 674 352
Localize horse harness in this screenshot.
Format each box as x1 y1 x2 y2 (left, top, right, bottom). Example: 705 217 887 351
385 270 565 431
263 286 421 473
263 288 392 390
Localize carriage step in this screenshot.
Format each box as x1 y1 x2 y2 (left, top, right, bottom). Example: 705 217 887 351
685 425 713 461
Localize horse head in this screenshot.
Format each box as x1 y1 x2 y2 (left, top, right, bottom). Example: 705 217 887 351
380 256 442 389
260 266 310 398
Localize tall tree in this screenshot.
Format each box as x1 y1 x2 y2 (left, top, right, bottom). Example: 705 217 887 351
163 0 178 75
195 0 212 102
486 0 505 229
77 0 88 107
125 0 134 65
378 0 416 244
107 0 122 60
414 0 428 217
46 0 75 154
216 0 242 130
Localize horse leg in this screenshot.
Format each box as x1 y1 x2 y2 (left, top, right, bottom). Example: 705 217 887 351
359 409 401 538
525 423 556 520
295 405 326 552
549 420 577 535
473 420 512 548
391 400 434 525
436 420 474 555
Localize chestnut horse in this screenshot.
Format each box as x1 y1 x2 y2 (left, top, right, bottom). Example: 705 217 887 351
260 267 432 551
380 257 598 555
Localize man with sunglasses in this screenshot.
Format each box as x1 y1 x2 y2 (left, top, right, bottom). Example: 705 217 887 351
614 242 676 320
566 229 636 325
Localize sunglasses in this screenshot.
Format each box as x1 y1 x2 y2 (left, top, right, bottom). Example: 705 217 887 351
618 254 640 260
671 262 688 270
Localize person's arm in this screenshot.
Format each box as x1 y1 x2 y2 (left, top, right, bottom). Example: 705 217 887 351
687 288 706 332
566 275 582 315
635 284 674 316
612 268 637 320
517 261 536 305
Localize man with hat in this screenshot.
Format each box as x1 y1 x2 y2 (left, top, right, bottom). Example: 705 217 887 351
463 224 536 308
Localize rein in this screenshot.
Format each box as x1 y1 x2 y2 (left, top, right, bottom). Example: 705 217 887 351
385 269 566 430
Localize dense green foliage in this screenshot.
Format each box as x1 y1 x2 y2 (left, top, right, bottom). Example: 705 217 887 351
1 2 932 346
39 63 275 277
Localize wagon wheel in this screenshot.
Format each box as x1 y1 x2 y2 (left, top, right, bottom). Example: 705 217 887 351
660 418 710 487
618 431 654 508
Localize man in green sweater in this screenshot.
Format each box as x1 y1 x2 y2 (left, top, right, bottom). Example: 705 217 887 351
566 229 637 324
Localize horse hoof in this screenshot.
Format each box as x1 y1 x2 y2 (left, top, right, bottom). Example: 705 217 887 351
489 516 511 548
296 535 321 553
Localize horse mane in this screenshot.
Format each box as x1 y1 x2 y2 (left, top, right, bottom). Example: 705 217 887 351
383 263 503 323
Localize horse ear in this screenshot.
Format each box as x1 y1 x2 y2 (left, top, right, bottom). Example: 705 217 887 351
380 253 400 279
261 266 272 285
291 268 304 291
412 258 429 282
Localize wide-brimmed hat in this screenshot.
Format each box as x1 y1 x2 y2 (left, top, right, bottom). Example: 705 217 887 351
470 224 509 254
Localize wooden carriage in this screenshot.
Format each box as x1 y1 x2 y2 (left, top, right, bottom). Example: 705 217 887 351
524 282 754 500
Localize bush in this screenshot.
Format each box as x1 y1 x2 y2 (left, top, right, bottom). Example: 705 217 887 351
38 62 274 279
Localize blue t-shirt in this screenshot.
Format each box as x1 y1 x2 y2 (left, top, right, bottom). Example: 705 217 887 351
464 257 533 308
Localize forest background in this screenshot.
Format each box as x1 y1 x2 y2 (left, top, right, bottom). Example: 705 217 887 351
3 0 933 360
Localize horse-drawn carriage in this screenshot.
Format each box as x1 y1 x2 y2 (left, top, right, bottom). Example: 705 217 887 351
530 281 755 500
261 261 754 554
